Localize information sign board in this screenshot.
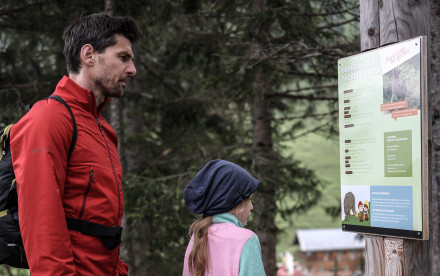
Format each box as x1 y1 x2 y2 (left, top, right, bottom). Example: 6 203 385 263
338 36 429 240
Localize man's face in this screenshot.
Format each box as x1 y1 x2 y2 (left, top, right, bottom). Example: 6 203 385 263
93 34 136 98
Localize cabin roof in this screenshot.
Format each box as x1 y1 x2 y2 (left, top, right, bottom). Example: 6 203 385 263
295 228 365 252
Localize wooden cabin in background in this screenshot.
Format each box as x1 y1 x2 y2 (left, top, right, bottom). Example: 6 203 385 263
294 228 365 276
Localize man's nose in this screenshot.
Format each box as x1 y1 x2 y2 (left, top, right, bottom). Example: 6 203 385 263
126 60 136 76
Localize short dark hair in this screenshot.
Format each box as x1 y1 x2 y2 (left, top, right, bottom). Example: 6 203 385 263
63 13 141 74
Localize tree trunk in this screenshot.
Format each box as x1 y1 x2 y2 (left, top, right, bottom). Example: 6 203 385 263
104 0 115 16
360 0 438 274
252 70 277 276
122 43 149 276
104 0 122 153
249 0 277 275
103 0 137 274
429 0 440 274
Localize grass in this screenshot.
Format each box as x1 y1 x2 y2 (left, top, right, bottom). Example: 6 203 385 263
276 133 342 256
343 214 371 226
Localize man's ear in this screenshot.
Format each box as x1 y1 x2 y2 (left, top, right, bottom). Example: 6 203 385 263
80 44 95 67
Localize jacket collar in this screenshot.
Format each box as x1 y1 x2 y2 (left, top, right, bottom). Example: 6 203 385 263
212 213 245 228
53 76 110 117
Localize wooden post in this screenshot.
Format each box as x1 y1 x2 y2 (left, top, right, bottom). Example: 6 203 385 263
360 0 379 51
365 236 385 275
359 0 434 275
384 238 404 275
430 0 440 274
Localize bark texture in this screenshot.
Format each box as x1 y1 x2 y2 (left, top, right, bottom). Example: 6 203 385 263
360 0 438 274
429 0 440 274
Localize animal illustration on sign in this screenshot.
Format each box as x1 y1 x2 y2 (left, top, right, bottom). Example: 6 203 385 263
343 192 355 221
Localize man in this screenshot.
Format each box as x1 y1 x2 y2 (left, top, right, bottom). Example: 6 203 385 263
10 14 140 275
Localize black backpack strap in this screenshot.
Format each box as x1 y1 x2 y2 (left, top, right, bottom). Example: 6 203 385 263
0 125 13 161
65 217 122 250
48 95 77 161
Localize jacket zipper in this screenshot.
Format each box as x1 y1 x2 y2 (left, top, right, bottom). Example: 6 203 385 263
96 117 122 222
78 169 95 220
96 116 122 275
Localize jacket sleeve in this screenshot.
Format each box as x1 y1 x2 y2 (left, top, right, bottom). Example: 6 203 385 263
118 257 129 275
10 99 76 275
239 235 266 276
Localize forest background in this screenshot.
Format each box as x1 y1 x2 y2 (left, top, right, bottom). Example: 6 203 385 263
0 0 359 275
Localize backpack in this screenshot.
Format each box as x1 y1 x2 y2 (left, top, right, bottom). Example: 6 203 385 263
0 95 77 268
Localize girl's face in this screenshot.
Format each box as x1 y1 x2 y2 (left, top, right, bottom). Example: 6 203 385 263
231 195 254 226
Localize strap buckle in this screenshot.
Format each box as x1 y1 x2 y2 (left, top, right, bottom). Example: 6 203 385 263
0 210 8 218
101 226 123 250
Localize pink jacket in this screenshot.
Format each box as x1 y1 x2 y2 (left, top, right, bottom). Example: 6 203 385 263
183 222 254 275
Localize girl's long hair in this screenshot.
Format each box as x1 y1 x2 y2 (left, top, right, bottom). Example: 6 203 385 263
188 216 213 276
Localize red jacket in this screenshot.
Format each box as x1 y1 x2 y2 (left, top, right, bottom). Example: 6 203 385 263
10 76 128 275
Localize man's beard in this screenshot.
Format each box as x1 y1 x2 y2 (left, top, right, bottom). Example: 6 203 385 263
96 75 124 98
109 82 124 98
96 57 125 98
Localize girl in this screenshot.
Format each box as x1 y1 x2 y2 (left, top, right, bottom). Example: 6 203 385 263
183 160 266 276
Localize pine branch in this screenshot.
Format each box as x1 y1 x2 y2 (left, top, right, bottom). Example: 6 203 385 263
269 92 337 101
317 17 358 30
279 70 338 79
141 60 183 97
287 123 332 140
0 24 37 32
0 81 51 90
273 110 338 121
0 2 39 16
302 5 359 17
274 84 337 94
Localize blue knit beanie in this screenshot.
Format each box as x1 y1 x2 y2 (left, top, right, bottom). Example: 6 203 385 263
184 159 260 217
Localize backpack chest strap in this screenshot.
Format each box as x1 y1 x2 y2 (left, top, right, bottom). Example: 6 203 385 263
65 217 122 250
